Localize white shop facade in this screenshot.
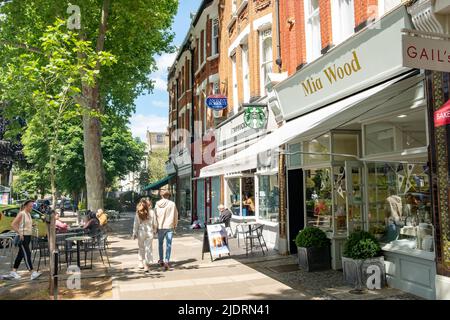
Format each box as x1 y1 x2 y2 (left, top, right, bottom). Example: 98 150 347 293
199 106 281 250
208 6 437 299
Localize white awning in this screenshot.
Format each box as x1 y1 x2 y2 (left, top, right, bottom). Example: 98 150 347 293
200 72 416 178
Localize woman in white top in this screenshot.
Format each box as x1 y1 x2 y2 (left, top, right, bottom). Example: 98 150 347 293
9 200 41 280
132 198 157 272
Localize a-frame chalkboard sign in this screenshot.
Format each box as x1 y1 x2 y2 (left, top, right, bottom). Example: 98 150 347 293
201 224 231 262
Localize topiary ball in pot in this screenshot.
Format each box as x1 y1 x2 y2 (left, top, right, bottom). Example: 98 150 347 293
295 226 330 248
295 227 331 271
343 230 381 259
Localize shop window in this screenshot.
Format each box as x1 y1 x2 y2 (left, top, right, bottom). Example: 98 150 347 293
332 132 359 161
331 0 355 46
304 0 321 63
211 177 221 218
226 176 255 216
364 109 427 156
258 175 279 222
259 28 273 95
305 168 333 233
366 162 433 252
289 143 302 168
212 18 219 56
303 134 331 165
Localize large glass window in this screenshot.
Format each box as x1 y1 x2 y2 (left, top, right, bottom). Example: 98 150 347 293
227 178 241 215
332 132 359 161
305 168 333 232
367 162 433 252
304 0 322 63
364 109 427 156
226 176 255 216
258 175 279 222
197 180 205 225
211 177 221 219
179 177 191 218
303 134 331 165
289 143 302 168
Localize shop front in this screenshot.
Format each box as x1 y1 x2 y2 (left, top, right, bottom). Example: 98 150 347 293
274 6 436 299
200 106 280 249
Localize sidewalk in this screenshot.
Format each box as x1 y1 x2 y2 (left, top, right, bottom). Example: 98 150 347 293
108 213 420 300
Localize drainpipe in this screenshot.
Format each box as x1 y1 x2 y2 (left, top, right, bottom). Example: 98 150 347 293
275 0 282 72
189 42 196 224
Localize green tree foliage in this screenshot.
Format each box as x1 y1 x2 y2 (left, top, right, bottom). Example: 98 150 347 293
147 148 169 185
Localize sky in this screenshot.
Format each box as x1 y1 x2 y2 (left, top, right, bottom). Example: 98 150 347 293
129 0 202 142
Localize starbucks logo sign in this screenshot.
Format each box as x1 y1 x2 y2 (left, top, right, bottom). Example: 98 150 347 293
243 105 267 129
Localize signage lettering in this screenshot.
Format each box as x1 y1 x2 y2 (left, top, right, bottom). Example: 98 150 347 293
434 100 450 127
301 51 362 97
206 95 228 110
402 34 450 72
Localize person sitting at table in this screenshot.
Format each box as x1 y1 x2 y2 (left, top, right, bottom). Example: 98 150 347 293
243 193 255 216
218 204 232 228
83 211 100 236
96 209 108 228
54 211 69 233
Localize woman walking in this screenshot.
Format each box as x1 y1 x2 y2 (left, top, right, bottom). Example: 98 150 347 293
132 198 157 272
9 200 42 280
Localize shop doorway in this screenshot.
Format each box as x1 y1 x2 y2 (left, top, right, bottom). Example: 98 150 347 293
287 169 304 254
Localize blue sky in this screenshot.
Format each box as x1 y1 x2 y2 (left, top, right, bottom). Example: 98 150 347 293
129 0 202 141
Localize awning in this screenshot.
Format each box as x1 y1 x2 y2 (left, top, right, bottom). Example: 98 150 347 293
142 175 175 191
200 72 416 178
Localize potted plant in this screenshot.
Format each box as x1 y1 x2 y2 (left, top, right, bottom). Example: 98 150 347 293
295 227 331 272
342 230 386 289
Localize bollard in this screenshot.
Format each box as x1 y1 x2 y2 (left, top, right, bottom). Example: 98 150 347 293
53 251 59 300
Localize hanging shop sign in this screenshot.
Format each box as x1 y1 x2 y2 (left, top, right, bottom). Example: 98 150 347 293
402 34 450 73
206 95 228 110
274 6 412 121
243 104 268 129
434 100 450 127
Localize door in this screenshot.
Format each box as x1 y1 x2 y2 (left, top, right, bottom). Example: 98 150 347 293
287 169 304 254
345 161 366 233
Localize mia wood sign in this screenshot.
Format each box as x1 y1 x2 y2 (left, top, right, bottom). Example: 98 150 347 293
402 34 450 72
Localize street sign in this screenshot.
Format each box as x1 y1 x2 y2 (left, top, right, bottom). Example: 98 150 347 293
402 34 450 73
206 95 228 110
434 100 450 127
243 104 268 129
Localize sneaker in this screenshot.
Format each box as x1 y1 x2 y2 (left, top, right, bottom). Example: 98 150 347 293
163 262 171 271
158 260 164 267
9 271 21 280
30 271 41 280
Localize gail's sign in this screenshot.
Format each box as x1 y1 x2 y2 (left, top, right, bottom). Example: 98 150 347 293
402 34 450 73
434 100 450 127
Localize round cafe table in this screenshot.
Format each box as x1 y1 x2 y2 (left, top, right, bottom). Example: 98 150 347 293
65 235 92 269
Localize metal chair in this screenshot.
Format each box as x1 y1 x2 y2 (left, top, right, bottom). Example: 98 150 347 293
235 224 249 248
32 236 49 271
244 224 269 256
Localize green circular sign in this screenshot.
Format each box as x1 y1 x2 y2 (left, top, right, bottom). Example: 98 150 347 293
244 107 266 129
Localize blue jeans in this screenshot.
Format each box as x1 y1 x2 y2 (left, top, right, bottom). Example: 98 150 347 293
158 229 173 263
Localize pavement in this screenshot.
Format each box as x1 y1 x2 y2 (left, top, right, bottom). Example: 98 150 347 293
105 212 420 300
0 210 421 300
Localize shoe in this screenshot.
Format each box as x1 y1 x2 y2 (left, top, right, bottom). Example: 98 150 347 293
163 262 170 271
9 271 21 280
138 263 144 269
30 271 41 280
158 260 164 267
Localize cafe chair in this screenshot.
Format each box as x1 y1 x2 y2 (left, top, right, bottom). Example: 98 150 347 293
32 236 49 271
245 224 269 257
235 224 249 248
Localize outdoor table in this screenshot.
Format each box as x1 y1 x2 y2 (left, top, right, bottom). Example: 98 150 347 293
65 235 92 269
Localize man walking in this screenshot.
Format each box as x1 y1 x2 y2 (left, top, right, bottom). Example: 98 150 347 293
155 190 178 271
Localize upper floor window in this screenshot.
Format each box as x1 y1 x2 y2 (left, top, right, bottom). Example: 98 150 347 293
241 44 250 103
304 0 321 63
378 0 401 17
156 134 164 144
260 28 273 96
212 18 219 56
232 0 237 14
203 29 207 63
331 0 355 46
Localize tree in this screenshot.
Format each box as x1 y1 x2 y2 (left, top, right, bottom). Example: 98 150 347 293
0 0 178 211
147 148 169 185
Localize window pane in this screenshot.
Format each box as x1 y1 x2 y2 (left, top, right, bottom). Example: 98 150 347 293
303 134 330 164
227 178 241 215
367 162 433 252
289 143 302 167
305 168 333 233
332 133 358 161
258 175 279 222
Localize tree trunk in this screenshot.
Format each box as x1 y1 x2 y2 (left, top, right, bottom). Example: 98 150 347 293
81 0 110 213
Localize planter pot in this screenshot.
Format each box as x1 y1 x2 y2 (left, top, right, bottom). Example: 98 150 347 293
297 246 331 272
342 256 386 289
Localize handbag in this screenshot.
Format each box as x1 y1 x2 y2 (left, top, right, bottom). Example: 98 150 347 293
14 212 26 247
